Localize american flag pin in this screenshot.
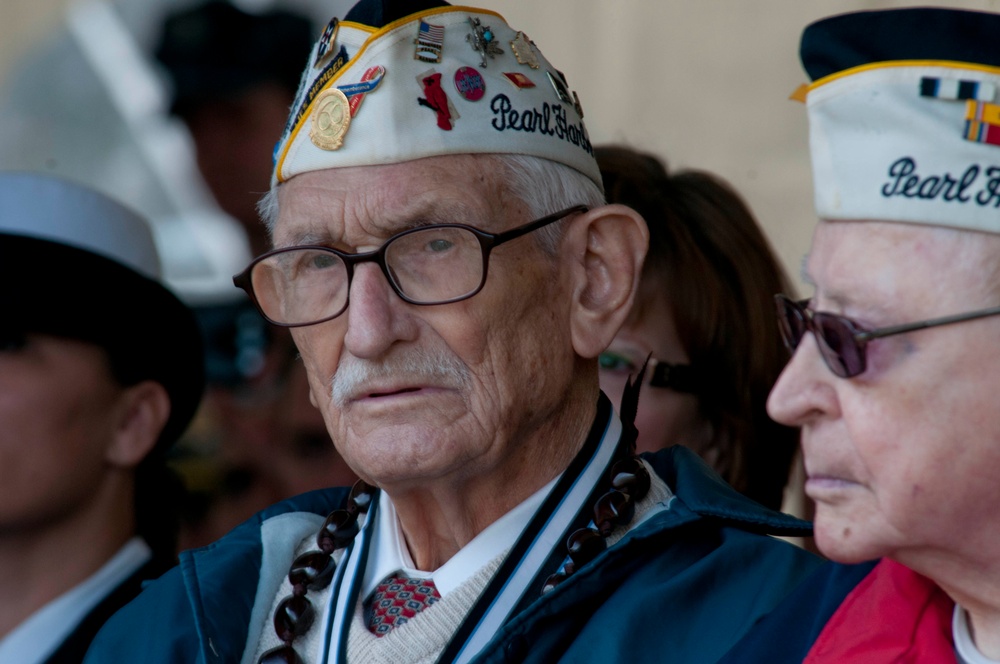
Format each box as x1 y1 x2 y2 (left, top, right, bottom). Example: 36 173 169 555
414 19 445 64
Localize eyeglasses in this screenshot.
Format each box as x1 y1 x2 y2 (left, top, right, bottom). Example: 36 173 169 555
233 205 588 327
598 351 699 393
774 294 1000 378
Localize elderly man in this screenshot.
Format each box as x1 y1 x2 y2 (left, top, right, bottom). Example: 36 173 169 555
716 7 1000 663
85 2 819 662
0 173 204 663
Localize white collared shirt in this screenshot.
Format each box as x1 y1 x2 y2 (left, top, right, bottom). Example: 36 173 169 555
954 605 1000 664
0 537 151 664
361 477 559 599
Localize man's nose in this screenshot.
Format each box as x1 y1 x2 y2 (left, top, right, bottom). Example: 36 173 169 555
767 331 841 427
342 262 417 359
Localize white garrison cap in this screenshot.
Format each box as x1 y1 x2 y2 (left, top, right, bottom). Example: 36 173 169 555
0 171 161 278
798 8 1000 234
273 1 599 188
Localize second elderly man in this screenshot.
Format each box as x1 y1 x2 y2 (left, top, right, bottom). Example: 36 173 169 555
85 1 821 662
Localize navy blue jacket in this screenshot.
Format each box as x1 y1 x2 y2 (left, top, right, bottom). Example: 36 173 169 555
716 560 879 663
84 446 822 664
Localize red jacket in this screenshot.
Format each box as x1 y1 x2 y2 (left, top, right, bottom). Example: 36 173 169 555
719 557 956 663
805 558 955 663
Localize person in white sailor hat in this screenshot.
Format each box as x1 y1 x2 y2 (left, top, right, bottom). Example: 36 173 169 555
84 2 821 663
0 172 204 664
714 7 1000 664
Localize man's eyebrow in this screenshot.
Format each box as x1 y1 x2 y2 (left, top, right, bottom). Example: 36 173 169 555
394 199 485 228
274 200 489 249
275 230 332 249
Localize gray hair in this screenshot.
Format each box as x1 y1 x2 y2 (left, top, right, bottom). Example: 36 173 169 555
257 187 280 238
488 154 606 254
256 154 606 251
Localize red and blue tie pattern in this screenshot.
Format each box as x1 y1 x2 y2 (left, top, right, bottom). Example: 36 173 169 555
365 574 441 636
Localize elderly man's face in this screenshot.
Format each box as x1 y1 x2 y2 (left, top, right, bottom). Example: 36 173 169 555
768 220 1000 567
275 156 580 491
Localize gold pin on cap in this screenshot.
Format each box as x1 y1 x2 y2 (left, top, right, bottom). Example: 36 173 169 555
309 88 351 150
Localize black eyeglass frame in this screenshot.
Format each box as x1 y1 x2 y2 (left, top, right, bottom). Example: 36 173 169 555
646 358 700 393
234 205 589 328
775 293 1000 378
597 352 700 394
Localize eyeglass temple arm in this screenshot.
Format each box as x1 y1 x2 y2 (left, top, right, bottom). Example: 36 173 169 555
491 205 589 246
857 304 1000 342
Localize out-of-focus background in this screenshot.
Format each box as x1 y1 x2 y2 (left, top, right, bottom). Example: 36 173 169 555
3 0 997 291
1 0 997 545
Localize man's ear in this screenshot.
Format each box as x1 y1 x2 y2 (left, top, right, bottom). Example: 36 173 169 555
105 381 171 469
564 203 648 358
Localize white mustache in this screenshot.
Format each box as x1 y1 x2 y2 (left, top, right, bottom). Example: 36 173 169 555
330 348 472 407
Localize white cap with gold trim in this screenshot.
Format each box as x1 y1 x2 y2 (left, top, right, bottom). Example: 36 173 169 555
272 1 599 189
798 7 1000 234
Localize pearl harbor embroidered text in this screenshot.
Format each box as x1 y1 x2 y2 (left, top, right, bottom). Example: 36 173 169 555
489 94 593 155
881 157 1000 207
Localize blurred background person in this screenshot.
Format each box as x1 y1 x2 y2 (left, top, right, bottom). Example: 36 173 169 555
154 0 314 258
0 0 357 552
596 145 800 512
0 173 204 663
152 0 357 549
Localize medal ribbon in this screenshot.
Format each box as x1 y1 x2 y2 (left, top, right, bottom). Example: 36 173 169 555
339 66 386 117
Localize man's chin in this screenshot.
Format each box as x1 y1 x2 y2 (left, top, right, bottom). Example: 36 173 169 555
813 515 885 565
338 423 477 484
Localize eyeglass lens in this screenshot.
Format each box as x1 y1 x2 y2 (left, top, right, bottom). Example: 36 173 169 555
774 296 866 379
383 226 485 301
248 225 490 326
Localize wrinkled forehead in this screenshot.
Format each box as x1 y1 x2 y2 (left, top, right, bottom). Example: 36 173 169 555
272 155 508 247
807 218 999 306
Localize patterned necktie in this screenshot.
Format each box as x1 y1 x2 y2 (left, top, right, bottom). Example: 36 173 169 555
364 573 441 636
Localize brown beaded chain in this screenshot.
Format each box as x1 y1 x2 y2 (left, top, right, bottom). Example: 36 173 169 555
541 357 652 595
258 479 377 664
540 455 651 594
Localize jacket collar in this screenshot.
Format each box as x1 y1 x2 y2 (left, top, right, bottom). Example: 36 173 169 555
646 445 811 536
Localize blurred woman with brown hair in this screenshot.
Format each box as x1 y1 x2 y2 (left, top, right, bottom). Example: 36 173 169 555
596 145 799 511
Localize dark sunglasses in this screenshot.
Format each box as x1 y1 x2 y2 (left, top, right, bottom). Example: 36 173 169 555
598 351 699 393
774 294 1000 378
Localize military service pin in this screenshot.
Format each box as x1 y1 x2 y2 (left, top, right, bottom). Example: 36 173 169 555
339 65 386 117
314 17 340 69
309 88 351 150
415 19 445 63
454 66 486 101
417 70 457 130
547 70 573 105
502 72 535 89
466 16 503 68
509 31 539 69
